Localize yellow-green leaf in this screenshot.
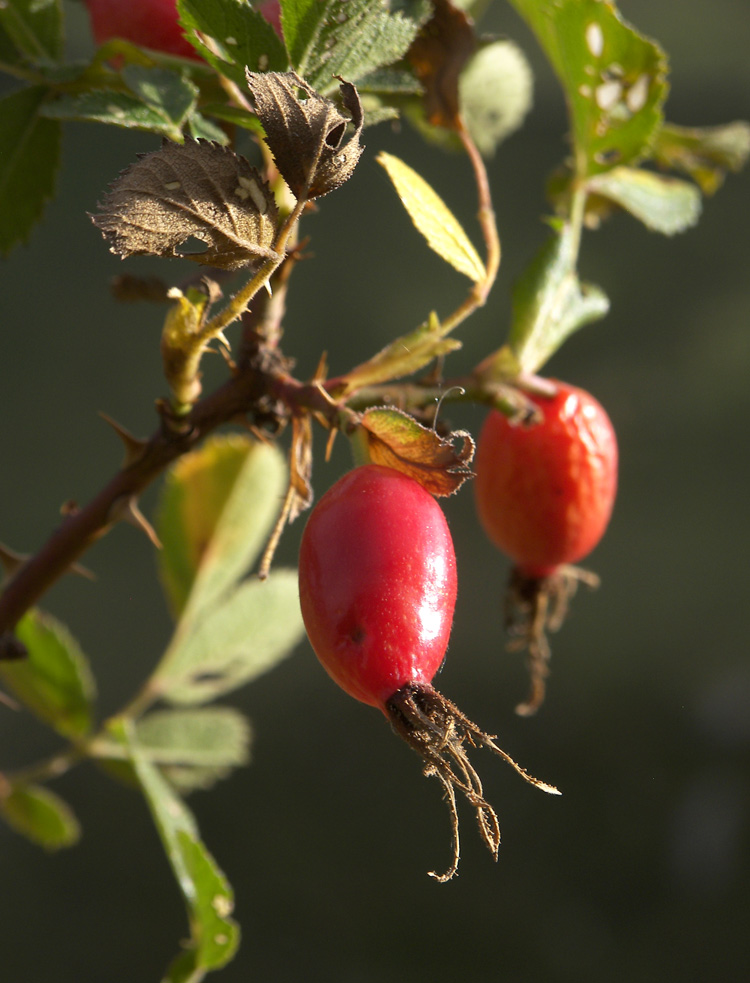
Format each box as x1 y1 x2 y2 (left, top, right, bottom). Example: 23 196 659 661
377 151 486 283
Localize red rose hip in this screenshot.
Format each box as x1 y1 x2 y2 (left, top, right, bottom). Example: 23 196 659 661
84 0 200 59
474 381 618 713
299 463 456 710
299 464 558 880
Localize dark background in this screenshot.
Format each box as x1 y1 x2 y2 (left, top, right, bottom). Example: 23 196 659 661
1 1 748 980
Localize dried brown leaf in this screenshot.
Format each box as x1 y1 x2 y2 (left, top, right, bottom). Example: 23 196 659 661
245 71 364 200
408 0 476 129
93 139 279 270
361 406 474 497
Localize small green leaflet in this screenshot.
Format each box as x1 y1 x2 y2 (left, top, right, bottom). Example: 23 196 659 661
112 719 240 979
0 86 61 256
2 609 95 738
0 783 81 850
377 152 486 284
41 67 200 142
509 227 609 374
587 167 701 235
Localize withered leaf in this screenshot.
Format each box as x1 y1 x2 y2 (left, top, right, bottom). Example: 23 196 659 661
93 139 279 270
360 406 474 497
245 71 364 200
408 0 476 129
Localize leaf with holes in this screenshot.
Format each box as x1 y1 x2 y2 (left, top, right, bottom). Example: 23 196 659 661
92 139 279 269
509 0 667 177
245 71 364 200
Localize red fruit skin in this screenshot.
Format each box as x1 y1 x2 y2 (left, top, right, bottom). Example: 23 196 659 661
299 465 457 712
84 0 200 59
474 383 618 579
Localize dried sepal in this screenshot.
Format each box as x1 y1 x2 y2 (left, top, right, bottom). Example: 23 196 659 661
359 406 474 497
245 71 364 200
506 564 600 716
386 683 560 882
92 139 279 270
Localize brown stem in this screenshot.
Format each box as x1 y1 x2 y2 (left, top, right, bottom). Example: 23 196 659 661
0 363 277 637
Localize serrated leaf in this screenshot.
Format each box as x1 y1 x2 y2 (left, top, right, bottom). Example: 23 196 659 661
92 138 279 269
653 121 750 195
156 435 288 620
113 720 240 975
359 407 474 497
377 151 486 283
152 569 304 705
0 0 63 63
340 311 461 395
1 609 95 738
509 228 609 374
40 89 189 141
136 706 251 792
122 65 198 125
459 40 534 157
287 0 428 95
509 0 667 177
0 783 80 850
587 166 701 235
177 0 287 89
245 71 364 200
0 86 61 256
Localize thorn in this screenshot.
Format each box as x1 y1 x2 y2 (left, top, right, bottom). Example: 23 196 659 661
114 496 163 549
60 500 79 517
312 351 328 384
0 689 20 710
99 413 147 466
70 562 97 582
0 543 28 578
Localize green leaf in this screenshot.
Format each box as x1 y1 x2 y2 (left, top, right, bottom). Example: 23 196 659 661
112 720 240 976
1 609 95 738
155 435 288 620
652 121 750 194
40 88 191 141
0 86 61 256
0 0 63 63
459 40 534 158
197 101 264 134
122 65 198 126
377 151 486 284
509 227 610 374
152 569 304 705
288 0 429 95
508 0 667 177
0 783 80 850
587 166 701 235
340 311 461 395
136 706 251 792
177 0 287 89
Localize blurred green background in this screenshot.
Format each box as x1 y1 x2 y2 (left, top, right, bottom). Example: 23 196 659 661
1 1 748 980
